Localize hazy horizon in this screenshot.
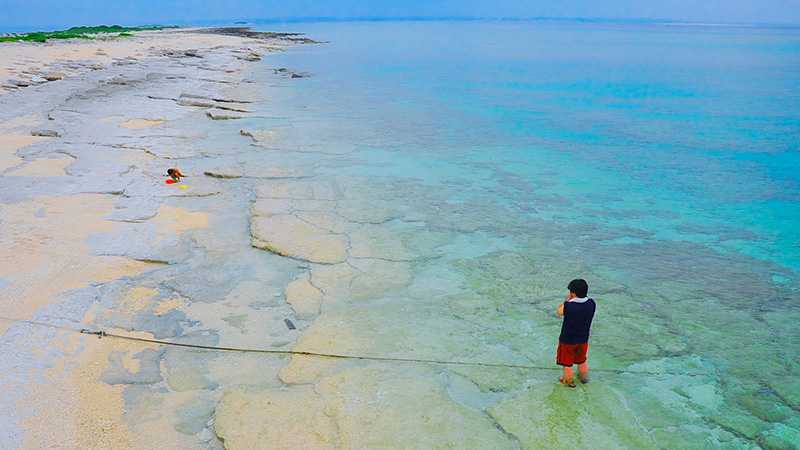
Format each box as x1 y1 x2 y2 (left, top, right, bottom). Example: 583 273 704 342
3 16 800 35
2 0 800 33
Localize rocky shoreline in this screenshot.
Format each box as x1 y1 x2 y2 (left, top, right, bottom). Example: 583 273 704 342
0 25 528 449
0 27 311 94
0 27 320 448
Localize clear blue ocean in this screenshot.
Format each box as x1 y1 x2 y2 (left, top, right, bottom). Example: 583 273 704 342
247 20 800 447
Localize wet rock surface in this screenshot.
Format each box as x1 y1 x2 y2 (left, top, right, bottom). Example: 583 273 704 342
30 129 60 137
272 67 311 78
203 167 243 179
214 386 337 449
0 27 322 449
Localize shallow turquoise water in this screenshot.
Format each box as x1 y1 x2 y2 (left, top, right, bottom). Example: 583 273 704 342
251 21 800 448
263 20 800 272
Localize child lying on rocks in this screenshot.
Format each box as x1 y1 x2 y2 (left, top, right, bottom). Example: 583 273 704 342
167 168 185 182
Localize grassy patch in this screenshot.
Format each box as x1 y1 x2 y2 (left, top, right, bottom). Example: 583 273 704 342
0 25 177 43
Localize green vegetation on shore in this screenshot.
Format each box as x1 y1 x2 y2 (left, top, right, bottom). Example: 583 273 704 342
0 25 177 43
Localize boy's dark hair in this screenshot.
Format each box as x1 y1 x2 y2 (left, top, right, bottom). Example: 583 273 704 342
167 168 176 176
568 279 589 298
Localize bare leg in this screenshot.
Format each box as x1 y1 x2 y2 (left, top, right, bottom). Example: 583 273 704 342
578 362 589 382
562 366 575 384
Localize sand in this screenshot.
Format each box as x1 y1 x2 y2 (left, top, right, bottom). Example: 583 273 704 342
5 155 73 176
0 195 156 335
21 330 154 450
0 134 50 171
151 204 210 234
120 118 165 129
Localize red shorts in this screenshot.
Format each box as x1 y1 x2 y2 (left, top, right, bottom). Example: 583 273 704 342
556 342 589 366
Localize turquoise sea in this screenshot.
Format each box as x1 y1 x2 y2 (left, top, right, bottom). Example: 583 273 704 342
244 20 800 448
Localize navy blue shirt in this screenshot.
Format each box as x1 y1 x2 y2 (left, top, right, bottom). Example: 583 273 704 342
559 298 596 344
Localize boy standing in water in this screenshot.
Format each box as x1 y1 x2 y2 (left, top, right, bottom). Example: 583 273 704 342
556 279 596 387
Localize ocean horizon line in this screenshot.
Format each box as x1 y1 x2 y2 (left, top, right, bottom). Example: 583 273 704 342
3 15 800 35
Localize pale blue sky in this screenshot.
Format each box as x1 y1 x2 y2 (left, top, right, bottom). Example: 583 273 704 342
2 0 800 31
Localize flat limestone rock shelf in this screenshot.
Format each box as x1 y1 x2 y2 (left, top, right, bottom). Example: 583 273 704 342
0 26 320 449
214 367 517 450
284 273 323 319
250 214 349 264
214 386 338 449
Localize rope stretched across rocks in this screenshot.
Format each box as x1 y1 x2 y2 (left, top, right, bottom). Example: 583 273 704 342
0 315 704 376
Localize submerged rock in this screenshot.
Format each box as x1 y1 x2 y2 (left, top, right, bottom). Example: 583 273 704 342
203 167 243 179
239 128 274 143
246 166 307 179
177 96 251 112
174 396 215 435
163 348 219 392
181 93 253 104
205 110 243 120
272 67 311 78
255 180 338 201
316 367 516 449
42 72 64 81
348 224 415 261
101 349 164 385
30 129 60 137
488 380 656 449
214 386 337 449
759 423 800 450
176 98 216 108
105 75 138 85
28 75 48 85
237 52 261 62
250 214 348 264
8 79 31 87
285 273 323 319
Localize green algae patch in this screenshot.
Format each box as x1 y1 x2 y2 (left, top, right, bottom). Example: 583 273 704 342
0 25 176 43
488 381 658 450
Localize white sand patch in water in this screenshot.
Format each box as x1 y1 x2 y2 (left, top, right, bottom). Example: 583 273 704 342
120 118 165 129
118 286 159 315
153 297 184 316
0 194 156 334
6 156 72 177
285 273 323 320
0 114 41 130
150 204 209 234
20 327 196 450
